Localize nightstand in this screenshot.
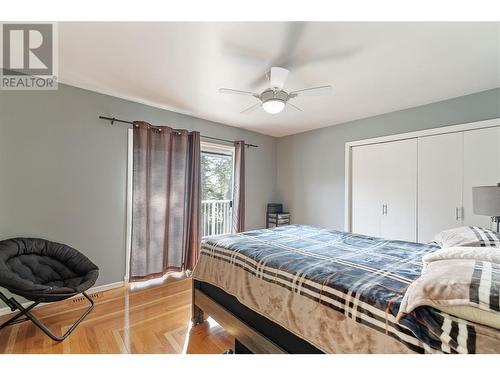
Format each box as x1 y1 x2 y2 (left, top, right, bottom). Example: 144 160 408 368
266 203 290 228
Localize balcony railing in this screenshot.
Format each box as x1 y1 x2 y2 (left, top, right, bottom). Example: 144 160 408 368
201 199 232 237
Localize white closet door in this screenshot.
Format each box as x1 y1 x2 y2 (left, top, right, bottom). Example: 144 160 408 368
418 133 463 243
463 127 500 229
351 143 383 237
379 139 417 242
351 139 417 241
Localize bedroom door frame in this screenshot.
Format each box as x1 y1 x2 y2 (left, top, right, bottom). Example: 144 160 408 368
344 117 500 234
125 128 133 282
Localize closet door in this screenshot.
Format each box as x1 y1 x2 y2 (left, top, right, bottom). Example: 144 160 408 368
351 143 384 237
463 127 500 229
379 139 417 242
351 139 417 241
418 133 463 243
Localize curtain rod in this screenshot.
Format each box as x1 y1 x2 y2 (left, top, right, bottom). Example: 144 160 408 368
99 116 258 148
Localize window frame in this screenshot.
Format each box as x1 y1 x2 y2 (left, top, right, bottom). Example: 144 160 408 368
200 141 235 203
200 141 235 237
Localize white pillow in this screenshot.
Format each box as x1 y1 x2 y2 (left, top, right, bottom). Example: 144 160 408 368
422 246 500 266
432 226 500 248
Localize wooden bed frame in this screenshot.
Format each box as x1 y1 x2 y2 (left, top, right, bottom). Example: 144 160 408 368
191 280 287 354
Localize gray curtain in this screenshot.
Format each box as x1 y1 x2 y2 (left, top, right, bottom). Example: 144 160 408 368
232 141 245 233
130 121 201 281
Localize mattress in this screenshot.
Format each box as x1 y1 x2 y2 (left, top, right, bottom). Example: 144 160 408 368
193 225 500 353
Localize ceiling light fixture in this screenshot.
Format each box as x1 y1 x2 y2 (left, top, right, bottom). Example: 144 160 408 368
262 99 286 114
219 66 332 115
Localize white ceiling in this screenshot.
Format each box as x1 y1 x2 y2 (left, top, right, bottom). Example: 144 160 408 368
59 22 500 137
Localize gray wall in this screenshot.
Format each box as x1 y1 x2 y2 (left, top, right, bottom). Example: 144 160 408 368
276 87 500 230
0 84 277 294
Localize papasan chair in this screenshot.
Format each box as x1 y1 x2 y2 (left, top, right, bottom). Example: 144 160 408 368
0 238 99 342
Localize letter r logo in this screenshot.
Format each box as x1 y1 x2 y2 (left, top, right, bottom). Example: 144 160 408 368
2 24 53 76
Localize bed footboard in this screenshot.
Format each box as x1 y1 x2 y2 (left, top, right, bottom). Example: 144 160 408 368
191 279 286 354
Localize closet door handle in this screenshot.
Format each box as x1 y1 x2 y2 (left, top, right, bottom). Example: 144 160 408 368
455 207 459 221
382 204 387 216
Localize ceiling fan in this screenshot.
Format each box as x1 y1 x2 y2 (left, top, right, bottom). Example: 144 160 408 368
219 67 332 115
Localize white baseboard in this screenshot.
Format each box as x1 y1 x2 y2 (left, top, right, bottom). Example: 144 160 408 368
0 280 125 317
86 281 125 294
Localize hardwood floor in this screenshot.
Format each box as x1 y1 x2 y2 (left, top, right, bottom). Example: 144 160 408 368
0 278 234 354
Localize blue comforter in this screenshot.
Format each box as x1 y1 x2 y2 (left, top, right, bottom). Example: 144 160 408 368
200 225 478 353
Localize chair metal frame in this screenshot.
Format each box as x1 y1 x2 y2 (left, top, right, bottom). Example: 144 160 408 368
0 290 95 342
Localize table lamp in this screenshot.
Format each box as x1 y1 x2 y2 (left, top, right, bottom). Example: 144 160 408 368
473 183 500 232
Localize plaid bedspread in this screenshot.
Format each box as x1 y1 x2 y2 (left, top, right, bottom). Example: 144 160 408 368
194 225 500 353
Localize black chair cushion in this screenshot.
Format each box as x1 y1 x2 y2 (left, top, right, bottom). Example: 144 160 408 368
0 238 99 302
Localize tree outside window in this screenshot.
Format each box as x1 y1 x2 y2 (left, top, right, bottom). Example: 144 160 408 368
201 152 233 201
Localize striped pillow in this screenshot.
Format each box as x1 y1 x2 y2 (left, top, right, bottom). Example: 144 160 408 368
432 226 500 248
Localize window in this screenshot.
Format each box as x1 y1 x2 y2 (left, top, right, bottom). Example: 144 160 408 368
200 142 234 237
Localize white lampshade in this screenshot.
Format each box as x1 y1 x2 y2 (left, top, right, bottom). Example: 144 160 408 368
262 99 285 114
472 184 500 216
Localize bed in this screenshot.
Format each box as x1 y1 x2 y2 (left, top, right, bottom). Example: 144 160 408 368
192 225 500 353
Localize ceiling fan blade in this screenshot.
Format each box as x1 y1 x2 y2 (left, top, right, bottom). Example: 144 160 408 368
287 102 303 112
247 22 307 88
223 42 269 64
289 85 332 98
269 67 289 89
287 46 362 71
273 22 307 68
240 102 261 114
219 88 259 97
